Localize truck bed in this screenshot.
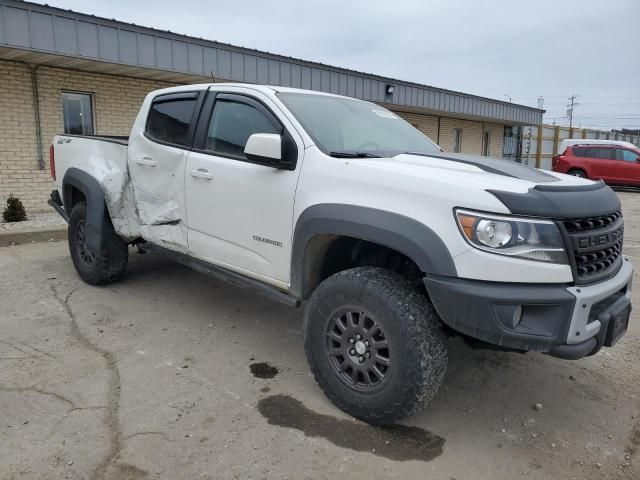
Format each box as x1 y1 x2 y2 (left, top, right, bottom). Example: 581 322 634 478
57 133 129 145
52 132 139 238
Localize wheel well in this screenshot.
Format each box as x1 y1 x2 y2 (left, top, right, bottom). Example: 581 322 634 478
65 186 86 210
300 234 423 299
567 168 587 176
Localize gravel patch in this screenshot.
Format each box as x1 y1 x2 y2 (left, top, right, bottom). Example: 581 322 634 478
0 212 66 231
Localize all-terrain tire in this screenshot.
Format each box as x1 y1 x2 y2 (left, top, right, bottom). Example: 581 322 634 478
303 267 448 425
68 201 128 285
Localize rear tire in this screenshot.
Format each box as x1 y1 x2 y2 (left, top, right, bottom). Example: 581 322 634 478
568 169 587 178
303 267 448 425
68 202 128 285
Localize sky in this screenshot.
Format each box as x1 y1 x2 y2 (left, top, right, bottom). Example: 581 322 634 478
44 0 640 130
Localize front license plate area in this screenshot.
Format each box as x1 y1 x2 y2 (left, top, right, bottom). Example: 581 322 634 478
603 299 630 347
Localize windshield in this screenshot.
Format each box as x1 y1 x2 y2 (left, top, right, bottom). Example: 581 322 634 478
277 92 442 157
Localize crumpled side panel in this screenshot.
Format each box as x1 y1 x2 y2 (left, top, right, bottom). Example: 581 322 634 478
125 131 190 249
57 138 141 241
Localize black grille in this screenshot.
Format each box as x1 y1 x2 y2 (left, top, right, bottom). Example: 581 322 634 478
561 210 624 283
563 211 622 233
573 240 623 277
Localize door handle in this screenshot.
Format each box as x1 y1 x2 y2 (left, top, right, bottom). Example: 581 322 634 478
191 168 213 180
135 157 157 167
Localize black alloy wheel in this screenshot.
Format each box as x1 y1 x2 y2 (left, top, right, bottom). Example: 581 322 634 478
326 309 392 393
74 219 96 266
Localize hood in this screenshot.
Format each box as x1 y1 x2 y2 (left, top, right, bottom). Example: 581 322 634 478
417 152 620 219
353 152 621 219
393 151 599 186
357 152 592 192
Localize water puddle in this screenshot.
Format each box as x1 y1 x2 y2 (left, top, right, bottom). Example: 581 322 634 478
257 394 444 462
249 362 279 379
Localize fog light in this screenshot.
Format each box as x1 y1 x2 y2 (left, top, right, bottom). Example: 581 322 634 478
512 305 523 328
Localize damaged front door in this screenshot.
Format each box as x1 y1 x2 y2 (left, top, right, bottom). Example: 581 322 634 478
127 92 201 249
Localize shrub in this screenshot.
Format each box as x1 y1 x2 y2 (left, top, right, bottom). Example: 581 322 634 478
3 194 27 222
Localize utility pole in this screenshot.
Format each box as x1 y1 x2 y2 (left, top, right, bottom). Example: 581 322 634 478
566 94 578 130
537 96 544 109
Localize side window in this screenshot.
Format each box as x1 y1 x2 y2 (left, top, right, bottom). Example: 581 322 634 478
588 147 615 160
146 96 198 146
572 147 587 157
206 99 280 158
616 149 640 162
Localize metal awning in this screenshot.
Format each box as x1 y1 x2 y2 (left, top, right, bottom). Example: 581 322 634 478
0 0 544 126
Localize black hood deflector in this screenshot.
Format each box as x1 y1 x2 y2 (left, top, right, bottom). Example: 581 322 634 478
412 152 619 219
423 152 559 183
488 181 621 219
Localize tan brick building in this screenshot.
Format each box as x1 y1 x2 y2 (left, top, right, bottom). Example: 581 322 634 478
1 60 175 211
0 1 542 213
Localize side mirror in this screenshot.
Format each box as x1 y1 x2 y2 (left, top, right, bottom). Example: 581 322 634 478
244 133 286 166
244 132 298 170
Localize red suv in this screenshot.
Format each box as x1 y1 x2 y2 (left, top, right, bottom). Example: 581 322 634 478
552 144 640 186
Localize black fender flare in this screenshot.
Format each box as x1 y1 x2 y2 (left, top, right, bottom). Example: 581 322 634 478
62 168 106 252
290 204 457 298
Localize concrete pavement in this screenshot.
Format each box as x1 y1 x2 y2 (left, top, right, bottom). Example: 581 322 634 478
1 194 640 479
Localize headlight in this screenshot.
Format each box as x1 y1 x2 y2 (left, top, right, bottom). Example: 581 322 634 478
455 209 568 264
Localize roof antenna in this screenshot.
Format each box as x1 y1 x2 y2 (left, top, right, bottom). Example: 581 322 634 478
210 71 215 83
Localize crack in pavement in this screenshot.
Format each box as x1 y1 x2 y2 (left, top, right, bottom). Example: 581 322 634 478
15 339 56 358
51 285 123 480
70 405 109 412
124 431 176 443
0 386 76 410
0 338 54 360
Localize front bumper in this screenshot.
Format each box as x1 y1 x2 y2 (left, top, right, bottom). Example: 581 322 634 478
424 258 633 359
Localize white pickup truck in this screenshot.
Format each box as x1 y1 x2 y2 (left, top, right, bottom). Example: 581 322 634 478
49 83 633 424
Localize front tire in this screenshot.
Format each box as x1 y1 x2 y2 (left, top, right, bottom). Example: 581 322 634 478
303 267 447 425
68 202 128 285
568 169 587 178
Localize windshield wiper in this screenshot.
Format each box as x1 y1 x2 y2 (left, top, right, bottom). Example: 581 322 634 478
329 151 382 158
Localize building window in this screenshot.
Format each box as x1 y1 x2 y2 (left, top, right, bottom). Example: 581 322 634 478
482 131 491 156
453 128 462 152
62 92 94 135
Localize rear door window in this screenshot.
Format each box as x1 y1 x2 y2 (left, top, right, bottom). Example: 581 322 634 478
587 147 615 160
146 94 199 146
